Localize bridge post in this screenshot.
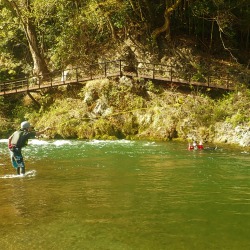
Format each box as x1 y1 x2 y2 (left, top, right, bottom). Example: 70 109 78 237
26 79 29 91
27 91 41 109
50 74 53 87
119 60 122 77
90 64 93 80
152 64 155 79
76 68 79 83
170 66 173 83
104 62 107 77
226 74 229 89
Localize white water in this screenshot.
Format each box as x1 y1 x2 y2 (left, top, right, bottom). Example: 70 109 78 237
0 170 36 179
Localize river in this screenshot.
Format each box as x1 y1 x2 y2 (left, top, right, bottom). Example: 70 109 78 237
0 139 249 250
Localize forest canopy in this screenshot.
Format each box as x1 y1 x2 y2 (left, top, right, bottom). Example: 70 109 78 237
0 0 249 80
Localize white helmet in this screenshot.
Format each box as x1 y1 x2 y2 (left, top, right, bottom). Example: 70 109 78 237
21 121 31 129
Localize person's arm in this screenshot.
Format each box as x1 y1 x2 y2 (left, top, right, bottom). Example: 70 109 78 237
8 134 13 149
35 127 51 136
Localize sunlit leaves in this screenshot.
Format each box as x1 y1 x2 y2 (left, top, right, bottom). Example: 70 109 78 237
0 0 249 79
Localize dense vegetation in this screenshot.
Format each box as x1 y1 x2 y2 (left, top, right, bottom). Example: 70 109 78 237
0 0 249 79
1 77 250 148
0 0 249 147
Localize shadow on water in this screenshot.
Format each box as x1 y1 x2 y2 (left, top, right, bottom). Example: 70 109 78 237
0 139 249 249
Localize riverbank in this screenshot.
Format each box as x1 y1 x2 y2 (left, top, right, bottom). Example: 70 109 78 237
1 76 249 150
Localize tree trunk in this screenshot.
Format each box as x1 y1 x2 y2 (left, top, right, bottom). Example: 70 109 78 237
209 19 215 51
152 0 182 40
24 20 50 77
3 0 50 78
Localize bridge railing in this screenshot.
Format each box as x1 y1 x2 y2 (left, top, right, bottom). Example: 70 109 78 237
0 78 29 94
0 60 236 95
60 60 123 82
133 62 234 90
207 74 234 90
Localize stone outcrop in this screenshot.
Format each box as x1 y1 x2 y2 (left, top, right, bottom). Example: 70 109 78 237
214 123 250 147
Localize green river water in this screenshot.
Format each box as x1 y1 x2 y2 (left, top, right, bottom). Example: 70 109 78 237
0 139 249 250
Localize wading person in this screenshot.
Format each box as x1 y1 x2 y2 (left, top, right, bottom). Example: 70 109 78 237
8 121 50 175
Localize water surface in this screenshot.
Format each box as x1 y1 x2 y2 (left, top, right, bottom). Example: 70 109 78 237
0 139 249 249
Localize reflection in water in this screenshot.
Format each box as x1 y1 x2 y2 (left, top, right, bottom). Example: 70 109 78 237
0 139 249 249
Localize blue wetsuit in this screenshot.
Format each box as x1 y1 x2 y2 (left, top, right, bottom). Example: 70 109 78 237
8 129 36 174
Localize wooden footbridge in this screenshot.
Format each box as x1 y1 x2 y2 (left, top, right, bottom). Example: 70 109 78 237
0 60 235 96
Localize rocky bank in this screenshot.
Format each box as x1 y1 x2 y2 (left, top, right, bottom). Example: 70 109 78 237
21 75 250 150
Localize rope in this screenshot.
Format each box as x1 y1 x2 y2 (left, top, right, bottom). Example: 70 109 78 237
85 107 149 121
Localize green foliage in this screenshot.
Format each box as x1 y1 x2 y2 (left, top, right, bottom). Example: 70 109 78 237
0 0 249 78
144 80 166 95
191 72 206 83
0 5 25 79
217 91 250 126
0 97 11 136
57 118 79 138
1 76 250 143
91 118 118 139
0 117 11 137
0 0 249 144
